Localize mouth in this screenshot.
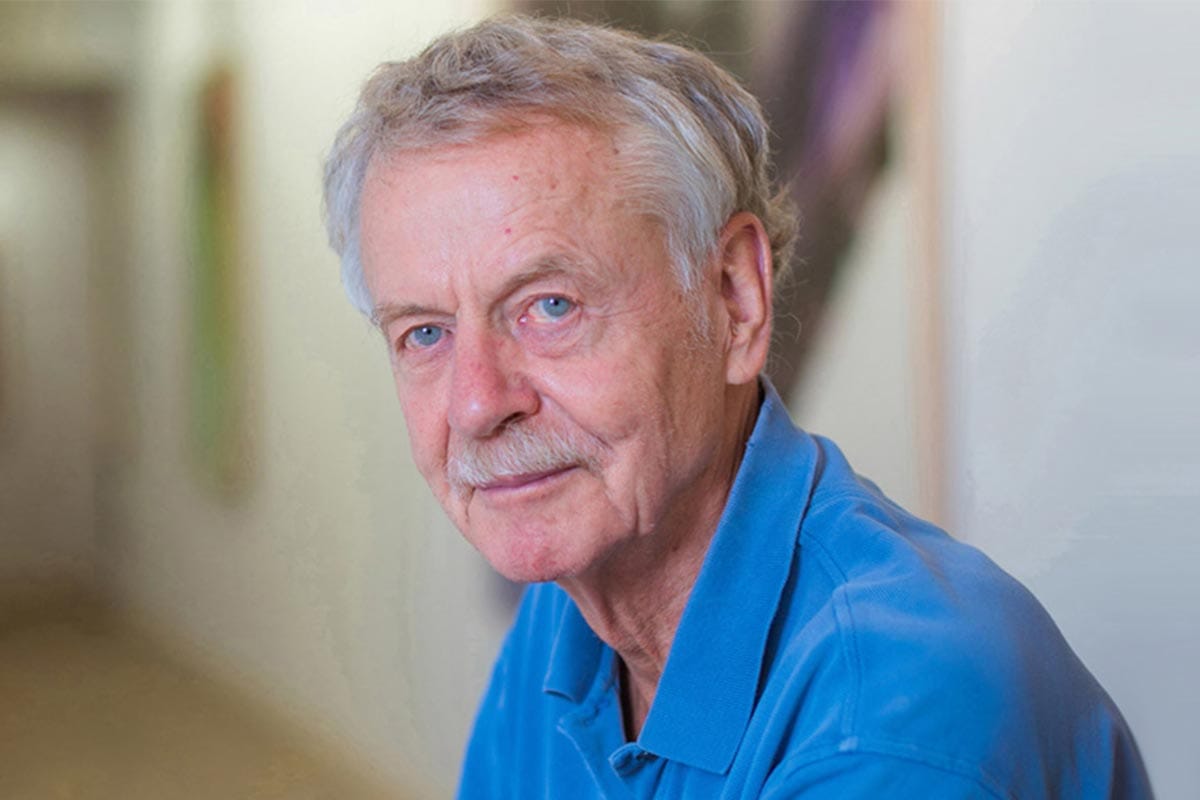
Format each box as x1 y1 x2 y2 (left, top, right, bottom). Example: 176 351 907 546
476 465 577 495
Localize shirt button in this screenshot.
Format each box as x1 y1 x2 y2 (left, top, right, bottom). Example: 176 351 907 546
610 745 656 776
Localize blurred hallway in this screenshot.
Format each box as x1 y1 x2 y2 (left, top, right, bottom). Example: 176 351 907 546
0 608 397 800
1 2 1197 797
1 3 504 795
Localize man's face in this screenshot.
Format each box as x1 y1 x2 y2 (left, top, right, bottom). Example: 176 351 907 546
358 123 736 583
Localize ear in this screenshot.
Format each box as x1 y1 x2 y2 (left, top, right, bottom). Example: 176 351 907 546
716 212 773 385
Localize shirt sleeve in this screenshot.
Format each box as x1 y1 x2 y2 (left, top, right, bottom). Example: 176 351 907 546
761 750 1005 800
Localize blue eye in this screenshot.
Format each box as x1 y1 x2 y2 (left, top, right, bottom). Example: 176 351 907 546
534 296 574 320
405 324 444 348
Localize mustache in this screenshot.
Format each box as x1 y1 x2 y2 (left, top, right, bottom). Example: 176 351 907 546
447 423 601 489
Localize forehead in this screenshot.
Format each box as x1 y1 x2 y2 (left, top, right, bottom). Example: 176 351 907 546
364 122 620 205
358 123 661 305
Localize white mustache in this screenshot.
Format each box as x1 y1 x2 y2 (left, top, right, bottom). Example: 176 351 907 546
447 424 600 488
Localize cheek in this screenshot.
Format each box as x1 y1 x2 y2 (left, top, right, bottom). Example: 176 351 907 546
536 368 647 449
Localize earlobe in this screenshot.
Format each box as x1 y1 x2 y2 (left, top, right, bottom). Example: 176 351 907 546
717 212 773 385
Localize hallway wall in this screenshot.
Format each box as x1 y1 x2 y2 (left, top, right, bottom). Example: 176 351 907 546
109 2 501 795
0 97 104 609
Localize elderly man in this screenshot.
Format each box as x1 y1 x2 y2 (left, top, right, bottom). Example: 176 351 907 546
322 15 1151 800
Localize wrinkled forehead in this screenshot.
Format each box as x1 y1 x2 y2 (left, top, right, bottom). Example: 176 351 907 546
362 121 631 215
363 118 663 244
359 117 693 314
358 120 682 304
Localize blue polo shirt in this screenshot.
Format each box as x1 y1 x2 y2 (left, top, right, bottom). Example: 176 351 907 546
458 384 1152 798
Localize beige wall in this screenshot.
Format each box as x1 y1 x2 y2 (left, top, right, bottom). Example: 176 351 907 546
0 98 103 607
110 2 502 794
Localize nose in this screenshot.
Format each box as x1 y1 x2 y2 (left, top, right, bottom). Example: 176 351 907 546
447 327 539 439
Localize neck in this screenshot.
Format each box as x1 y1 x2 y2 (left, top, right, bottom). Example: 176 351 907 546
557 381 761 739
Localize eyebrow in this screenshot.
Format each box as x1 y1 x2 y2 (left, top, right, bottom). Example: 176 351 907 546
371 301 441 331
370 255 595 331
495 257 585 302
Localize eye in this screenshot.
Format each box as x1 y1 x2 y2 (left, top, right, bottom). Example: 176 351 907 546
403 324 445 349
527 295 576 322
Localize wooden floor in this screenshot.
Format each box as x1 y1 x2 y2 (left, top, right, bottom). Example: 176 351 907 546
0 614 401 799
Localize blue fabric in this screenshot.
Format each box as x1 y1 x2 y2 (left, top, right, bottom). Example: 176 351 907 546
458 383 1153 799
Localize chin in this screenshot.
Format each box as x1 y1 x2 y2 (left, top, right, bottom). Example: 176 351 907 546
449 476 617 584
471 523 589 585
480 542 574 585
488 561 563 585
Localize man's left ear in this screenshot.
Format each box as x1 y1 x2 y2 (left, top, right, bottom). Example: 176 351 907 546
716 212 773 385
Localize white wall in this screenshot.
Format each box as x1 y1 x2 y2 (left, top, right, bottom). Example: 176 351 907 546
113 2 501 795
943 3 1200 797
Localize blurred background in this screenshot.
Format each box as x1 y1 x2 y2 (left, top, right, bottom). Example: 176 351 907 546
0 1 1195 797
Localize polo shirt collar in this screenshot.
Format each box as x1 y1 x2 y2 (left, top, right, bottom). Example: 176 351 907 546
541 380 818 772
543 595 607 703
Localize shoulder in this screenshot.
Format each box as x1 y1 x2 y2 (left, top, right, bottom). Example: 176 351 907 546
757 438 1145 796
796 435 1064 682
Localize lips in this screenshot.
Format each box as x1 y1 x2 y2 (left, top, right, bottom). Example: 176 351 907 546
477 465 575 492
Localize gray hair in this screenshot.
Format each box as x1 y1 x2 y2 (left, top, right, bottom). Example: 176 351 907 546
322 14 797 317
